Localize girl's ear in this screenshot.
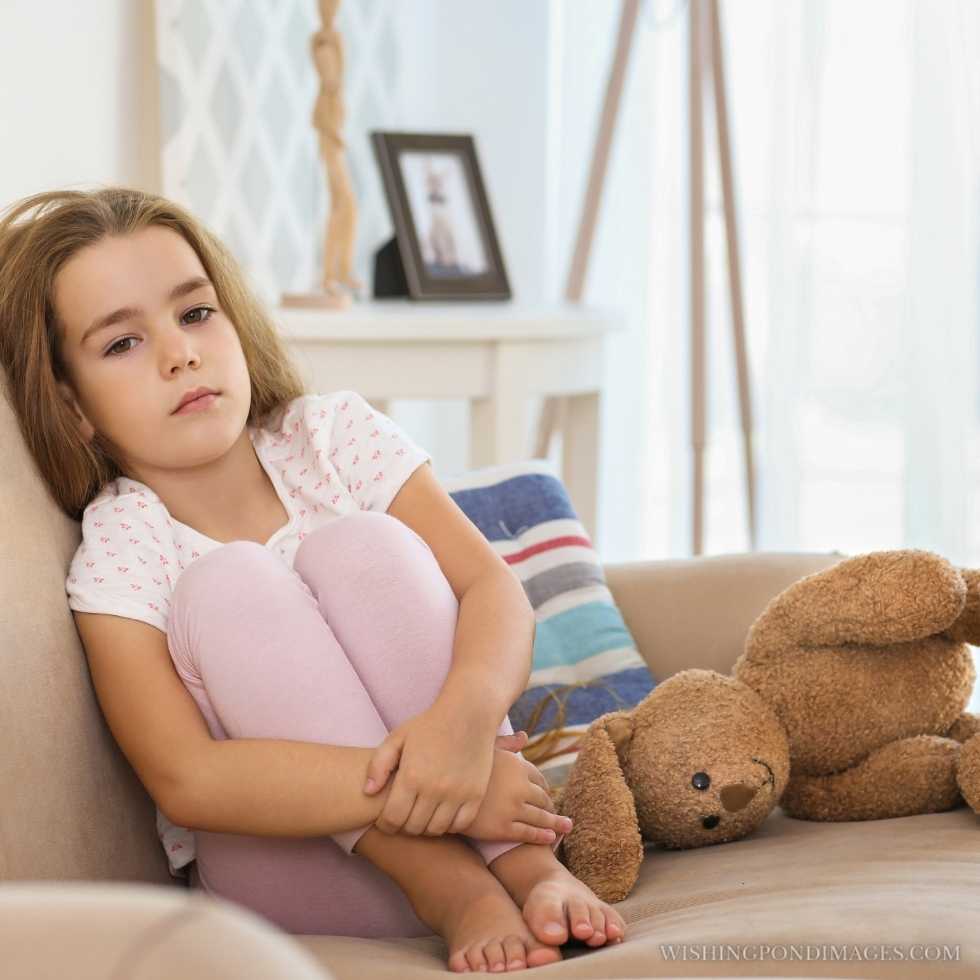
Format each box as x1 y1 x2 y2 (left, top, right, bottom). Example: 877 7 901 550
56 381 95 443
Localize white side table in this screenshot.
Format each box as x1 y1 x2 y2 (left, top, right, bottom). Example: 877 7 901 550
273 300 626 543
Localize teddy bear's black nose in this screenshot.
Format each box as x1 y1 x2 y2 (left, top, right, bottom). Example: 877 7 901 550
702 815 721 829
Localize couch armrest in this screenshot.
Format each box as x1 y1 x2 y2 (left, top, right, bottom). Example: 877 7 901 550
0 882 334 980
604 551 846 679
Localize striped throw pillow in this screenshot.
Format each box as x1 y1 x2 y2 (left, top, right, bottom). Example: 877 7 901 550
443 458 657 792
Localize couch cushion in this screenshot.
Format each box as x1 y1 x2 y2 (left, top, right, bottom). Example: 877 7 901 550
291 805 980 979
0 368 174 885
442 459 656 791
0 880 332 979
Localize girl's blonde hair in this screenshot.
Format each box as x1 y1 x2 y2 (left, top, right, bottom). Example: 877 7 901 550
0 185 309 523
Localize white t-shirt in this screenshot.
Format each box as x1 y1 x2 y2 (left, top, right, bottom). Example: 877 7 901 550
65 389 431 878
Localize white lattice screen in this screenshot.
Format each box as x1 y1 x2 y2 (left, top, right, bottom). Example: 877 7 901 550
154 0 406 307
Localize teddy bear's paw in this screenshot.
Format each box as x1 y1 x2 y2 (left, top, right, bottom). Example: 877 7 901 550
948 712 980 744
743 550 967 664
781 735 962 821
942 568 980 645
955 733 980 814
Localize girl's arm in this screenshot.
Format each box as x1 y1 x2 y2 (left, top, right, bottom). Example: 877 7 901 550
433 565 535 728
174 740 395 836
385 461 536 731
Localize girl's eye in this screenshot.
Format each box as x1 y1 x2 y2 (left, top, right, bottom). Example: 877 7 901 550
103 306 216 357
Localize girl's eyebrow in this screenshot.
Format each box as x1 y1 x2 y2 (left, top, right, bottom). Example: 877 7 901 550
80 276 214 346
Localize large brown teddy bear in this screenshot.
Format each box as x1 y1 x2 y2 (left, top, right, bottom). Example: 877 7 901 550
555 549 980 903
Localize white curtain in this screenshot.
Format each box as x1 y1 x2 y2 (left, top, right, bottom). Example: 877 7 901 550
560 0 980 711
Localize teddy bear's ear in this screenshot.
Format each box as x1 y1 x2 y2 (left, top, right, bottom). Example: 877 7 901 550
558 710 644 904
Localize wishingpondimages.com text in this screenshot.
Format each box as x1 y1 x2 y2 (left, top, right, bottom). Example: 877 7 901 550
658 943 960 963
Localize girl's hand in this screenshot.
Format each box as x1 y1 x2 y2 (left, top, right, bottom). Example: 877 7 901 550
462 748 574 845
364 701 518 837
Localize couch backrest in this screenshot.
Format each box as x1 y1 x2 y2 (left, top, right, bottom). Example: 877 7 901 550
604 550 846 679
1 368 173 885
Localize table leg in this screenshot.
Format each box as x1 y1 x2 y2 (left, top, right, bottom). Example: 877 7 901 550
562 391 600 544
470 395 536 470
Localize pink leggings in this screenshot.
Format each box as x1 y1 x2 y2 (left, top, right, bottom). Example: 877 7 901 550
166 510 523 937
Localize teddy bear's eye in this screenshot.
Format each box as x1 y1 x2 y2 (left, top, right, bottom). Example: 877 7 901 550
692 771 711 791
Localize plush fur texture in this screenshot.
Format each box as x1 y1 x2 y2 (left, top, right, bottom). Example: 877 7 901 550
554 549 980 903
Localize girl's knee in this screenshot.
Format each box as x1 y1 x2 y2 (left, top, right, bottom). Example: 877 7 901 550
169 540 290 625
294 510 430 573
293 511 447 611
167 540 305 666
304 509 421 543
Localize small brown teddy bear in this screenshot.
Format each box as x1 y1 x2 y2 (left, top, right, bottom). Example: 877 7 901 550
555 549 980 903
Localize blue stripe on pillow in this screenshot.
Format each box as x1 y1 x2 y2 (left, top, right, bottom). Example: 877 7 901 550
523 561 606 608
448 473 578 542
509 666 656 732
533 600 638 670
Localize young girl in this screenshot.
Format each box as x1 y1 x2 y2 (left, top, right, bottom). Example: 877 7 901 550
0 187 627 972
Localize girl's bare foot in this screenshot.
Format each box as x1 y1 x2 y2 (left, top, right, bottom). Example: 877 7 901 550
430 876 565 973
354 827 563 973
488 843 627 948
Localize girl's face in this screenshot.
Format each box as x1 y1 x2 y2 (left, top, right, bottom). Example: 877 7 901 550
54 225 253 482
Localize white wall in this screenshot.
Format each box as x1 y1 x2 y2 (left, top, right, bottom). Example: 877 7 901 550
0 0 160 199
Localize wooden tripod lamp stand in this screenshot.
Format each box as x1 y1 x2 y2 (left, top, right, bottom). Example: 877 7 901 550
535 0 757 555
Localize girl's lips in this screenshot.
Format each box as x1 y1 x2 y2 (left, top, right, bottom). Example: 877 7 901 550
174 392 219 415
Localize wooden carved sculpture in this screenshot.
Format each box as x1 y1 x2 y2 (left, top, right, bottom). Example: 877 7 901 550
310 0 360 304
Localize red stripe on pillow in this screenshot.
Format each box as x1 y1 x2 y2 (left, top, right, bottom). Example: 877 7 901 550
503 534 594 564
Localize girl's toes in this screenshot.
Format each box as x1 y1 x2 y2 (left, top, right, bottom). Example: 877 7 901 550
448 948 471 972
606 908 627 942
502 936 527 971
585 909 607 947
524 897 568 945
524 940 563 968
568 899 595 940
465 944 489 973
484 939 506 972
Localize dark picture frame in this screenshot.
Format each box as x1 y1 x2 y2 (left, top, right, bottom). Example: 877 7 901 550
370 131 511 300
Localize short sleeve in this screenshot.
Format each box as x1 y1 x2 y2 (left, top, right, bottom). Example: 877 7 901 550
65 497 175 634
319 389 432 513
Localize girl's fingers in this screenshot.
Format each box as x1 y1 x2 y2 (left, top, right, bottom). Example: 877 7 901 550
375 785 416 835
423 799 462 837
449 800 479 834
515 758 555 803
402 795 439 837
521 803 573 834
513 821 558 845
495 731 528 752
526 766 551 795
529 783 557 812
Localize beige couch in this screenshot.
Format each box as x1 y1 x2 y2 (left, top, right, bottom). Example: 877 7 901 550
3 395 980 979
